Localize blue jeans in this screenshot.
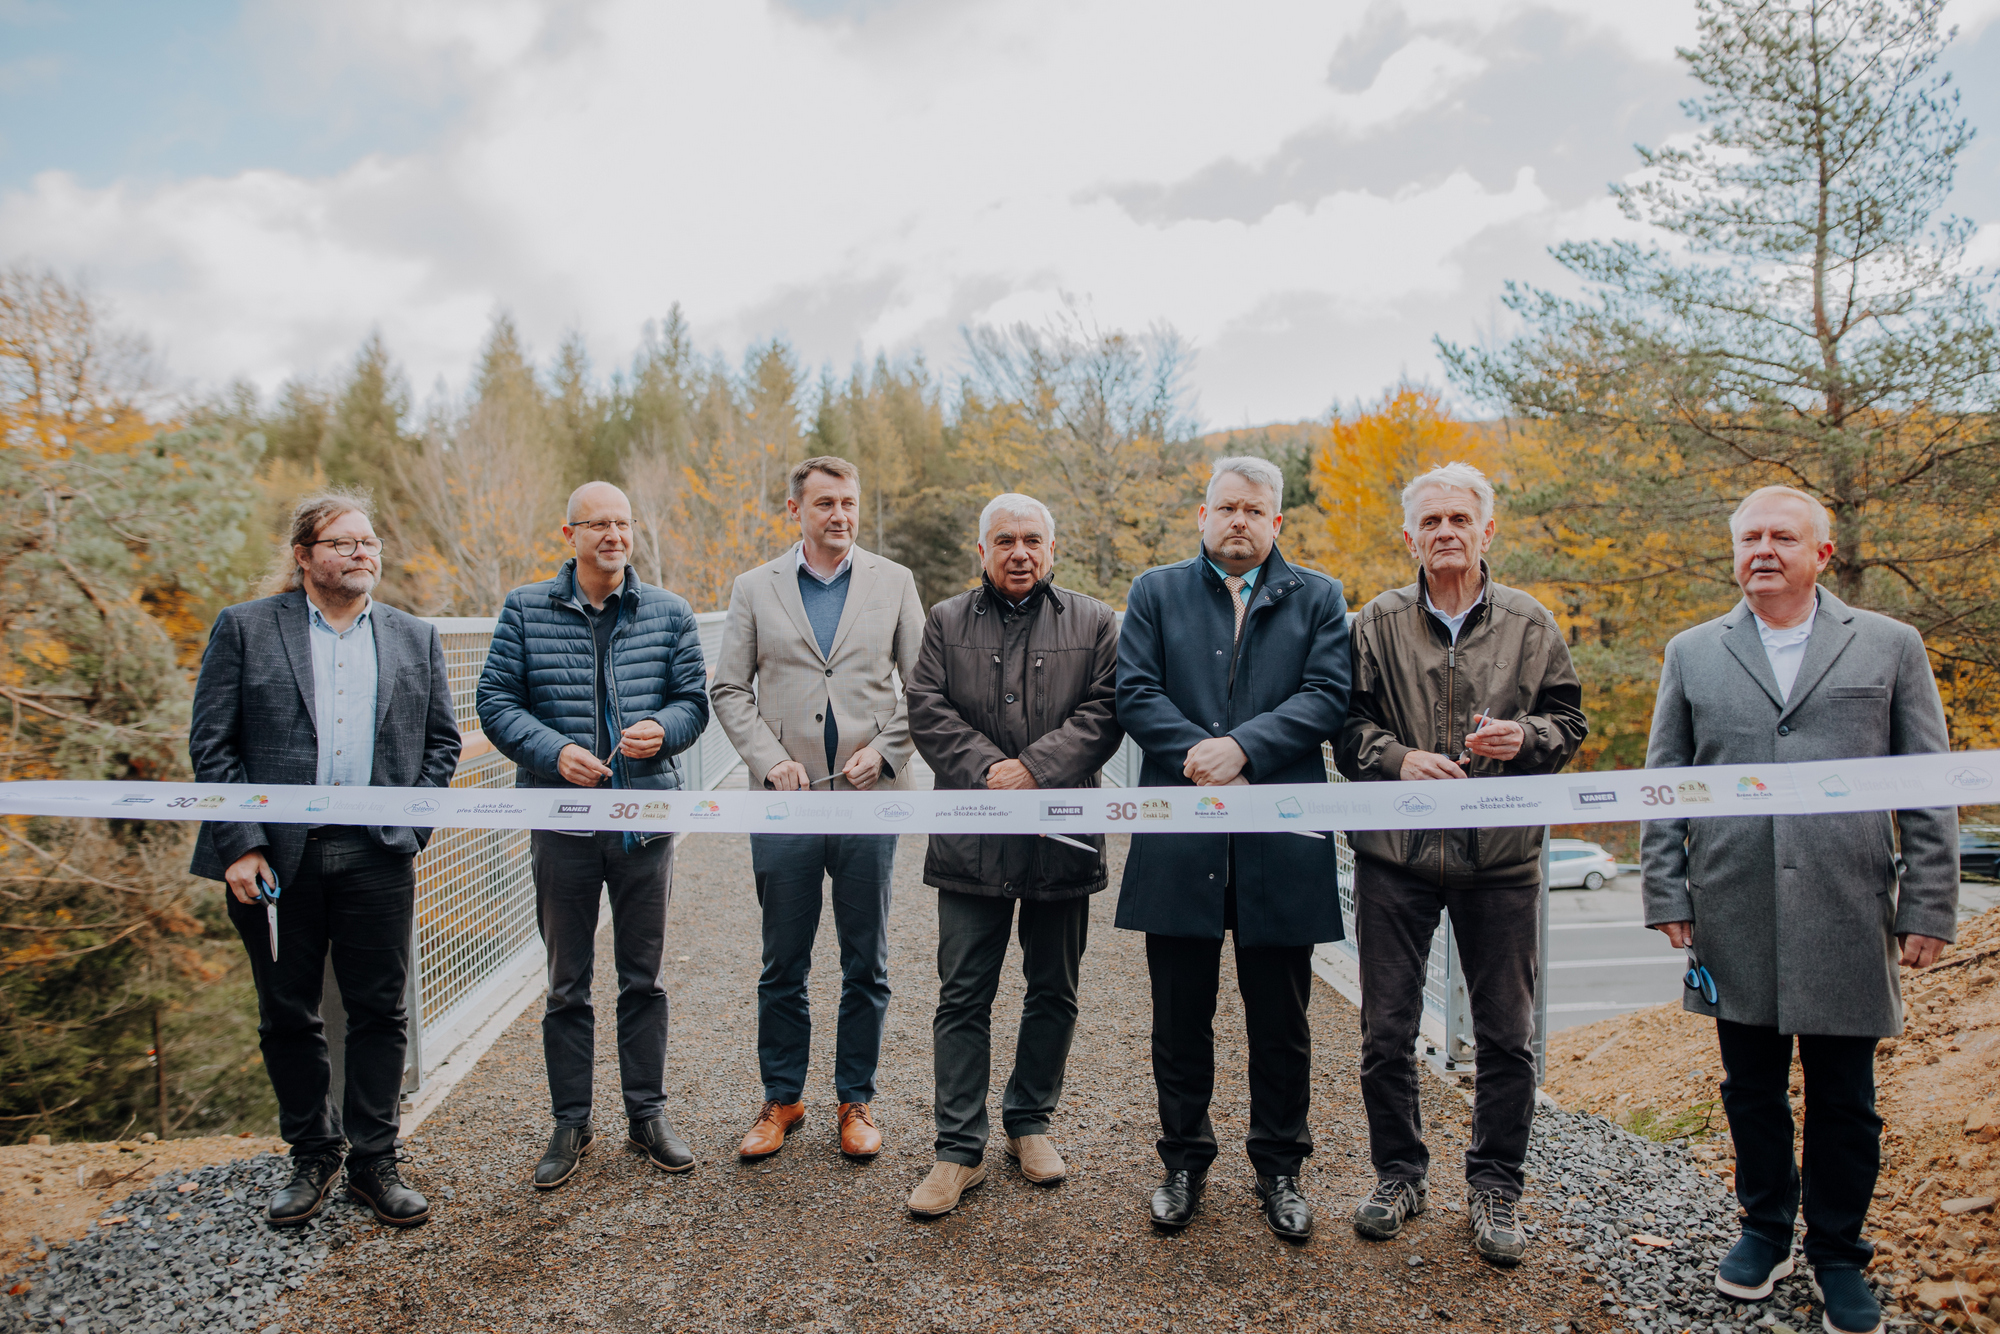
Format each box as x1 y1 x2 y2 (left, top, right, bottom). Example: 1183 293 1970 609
750 833 896 1105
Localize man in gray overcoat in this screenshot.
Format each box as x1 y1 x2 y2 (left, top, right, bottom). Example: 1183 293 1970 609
1642 485 1957 1334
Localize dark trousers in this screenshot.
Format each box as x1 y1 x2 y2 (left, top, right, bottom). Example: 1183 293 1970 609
532 830 675 1127
225 829 414 1163
750 833 896 1105
1716 1018 1880 1269
1355 856 1540 1198
932 889 1090 1166
1145 882 1314 1177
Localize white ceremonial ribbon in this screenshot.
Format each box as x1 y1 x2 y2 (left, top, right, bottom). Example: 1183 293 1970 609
0 751 1994 835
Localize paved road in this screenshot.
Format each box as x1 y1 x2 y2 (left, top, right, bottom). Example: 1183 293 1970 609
1543 872 2000 1034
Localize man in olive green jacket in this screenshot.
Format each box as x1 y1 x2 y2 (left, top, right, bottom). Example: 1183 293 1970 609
1335 463 1586 1268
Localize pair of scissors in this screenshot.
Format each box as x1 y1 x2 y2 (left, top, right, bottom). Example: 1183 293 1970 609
1684 947 1718 1005
256 869 281 961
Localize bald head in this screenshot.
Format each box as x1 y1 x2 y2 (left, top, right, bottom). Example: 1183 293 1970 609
567 481 630 524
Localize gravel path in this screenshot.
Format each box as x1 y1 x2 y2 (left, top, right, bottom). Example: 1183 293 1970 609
4 831 1834 1334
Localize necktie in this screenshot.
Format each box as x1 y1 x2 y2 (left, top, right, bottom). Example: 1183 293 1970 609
1225 575 1247 643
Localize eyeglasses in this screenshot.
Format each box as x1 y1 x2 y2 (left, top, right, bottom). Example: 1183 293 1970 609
1684 949 1718 1006
309 537 383 558
573 519 633 534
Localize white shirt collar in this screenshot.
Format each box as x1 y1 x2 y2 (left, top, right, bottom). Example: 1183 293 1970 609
795 541 854 585
1422 577 1484 642
1753 596 1818 646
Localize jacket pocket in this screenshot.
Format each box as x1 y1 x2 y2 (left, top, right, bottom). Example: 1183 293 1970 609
1827 686 1888 699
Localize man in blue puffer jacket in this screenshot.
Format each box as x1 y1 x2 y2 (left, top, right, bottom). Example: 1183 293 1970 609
476 481 711 1190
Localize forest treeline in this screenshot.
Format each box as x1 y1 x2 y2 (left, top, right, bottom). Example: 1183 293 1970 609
4 0 1996 1141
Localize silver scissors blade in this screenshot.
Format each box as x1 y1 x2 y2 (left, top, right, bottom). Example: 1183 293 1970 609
259 871 280 961
1041 833 1094 852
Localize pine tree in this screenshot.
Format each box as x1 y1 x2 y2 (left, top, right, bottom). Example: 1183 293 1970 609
1443 0 2000 743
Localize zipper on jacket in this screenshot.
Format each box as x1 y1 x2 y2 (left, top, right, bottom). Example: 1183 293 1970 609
1441 642 1454 886
606 598 629 788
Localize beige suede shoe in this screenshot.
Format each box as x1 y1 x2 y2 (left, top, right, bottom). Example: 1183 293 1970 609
1004 1134 1067 1184
907 1161 987 1217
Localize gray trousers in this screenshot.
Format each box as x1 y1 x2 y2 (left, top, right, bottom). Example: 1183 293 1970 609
532 830 675 1128
932 889 1090 1166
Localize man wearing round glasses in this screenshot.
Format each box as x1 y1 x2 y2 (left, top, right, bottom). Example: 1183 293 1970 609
190 490 461 1229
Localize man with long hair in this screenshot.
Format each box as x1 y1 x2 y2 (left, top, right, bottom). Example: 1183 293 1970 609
189 490 460 1229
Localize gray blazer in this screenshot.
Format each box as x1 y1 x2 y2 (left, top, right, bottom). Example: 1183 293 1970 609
188 591 462 885
709 547 925 790
1640 588 1957 1037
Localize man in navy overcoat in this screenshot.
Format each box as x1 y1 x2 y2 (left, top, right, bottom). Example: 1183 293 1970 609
1115 456 1351 1241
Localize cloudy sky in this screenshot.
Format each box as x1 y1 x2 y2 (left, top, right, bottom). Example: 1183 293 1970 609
5 0 1998 425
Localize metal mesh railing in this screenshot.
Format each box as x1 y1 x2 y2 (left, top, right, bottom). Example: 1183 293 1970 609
412 751 537 1043
407 622 539 1075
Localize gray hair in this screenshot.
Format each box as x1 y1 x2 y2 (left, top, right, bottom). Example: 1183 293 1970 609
979 493 1054 546
1729 485 1830 544
1400 462 1494 530
1205 456 1284 509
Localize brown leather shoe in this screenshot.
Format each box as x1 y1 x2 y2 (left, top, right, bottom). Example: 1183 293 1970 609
837 1102 881 1158
738 1099 805 1160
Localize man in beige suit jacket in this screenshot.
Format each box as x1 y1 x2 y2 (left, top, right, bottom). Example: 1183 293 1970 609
711 455 926 1162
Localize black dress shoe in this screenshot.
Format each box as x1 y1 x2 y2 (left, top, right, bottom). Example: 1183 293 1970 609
1255 1174 1314 1242
267 1150 343 1227
346 1155 430 1228
534 1124 595 1190
1149 1167 1209 1231
628 1116 694 1174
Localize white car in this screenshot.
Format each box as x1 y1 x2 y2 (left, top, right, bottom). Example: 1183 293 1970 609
1548 839 1618 890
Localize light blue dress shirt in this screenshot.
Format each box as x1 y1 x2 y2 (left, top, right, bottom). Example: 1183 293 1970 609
1205 557 1260 591
308 597 377 787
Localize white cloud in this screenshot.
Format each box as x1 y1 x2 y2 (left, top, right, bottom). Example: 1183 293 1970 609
0 0 1917 423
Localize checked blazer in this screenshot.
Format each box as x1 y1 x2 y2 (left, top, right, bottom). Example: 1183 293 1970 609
187 591 461 886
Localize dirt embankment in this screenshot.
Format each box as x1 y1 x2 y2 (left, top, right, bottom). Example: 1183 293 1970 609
1545 905 2000 1328
0 1133 287 1265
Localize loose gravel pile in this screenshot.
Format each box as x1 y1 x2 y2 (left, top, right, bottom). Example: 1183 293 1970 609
0 1153 385 1334
1530 1108 1893 1334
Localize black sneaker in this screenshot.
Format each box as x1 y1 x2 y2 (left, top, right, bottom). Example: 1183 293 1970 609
345 1154 430 1228
1467 1188 1527 1267
1716 1231 1795 1300
628 1116 694 1174
1352 1177 1427 1240
1813 1267 1883 1334
266 1150 344 1227
534 1124 595 1191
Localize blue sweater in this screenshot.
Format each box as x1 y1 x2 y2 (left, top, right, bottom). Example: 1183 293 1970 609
798 566 850 772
